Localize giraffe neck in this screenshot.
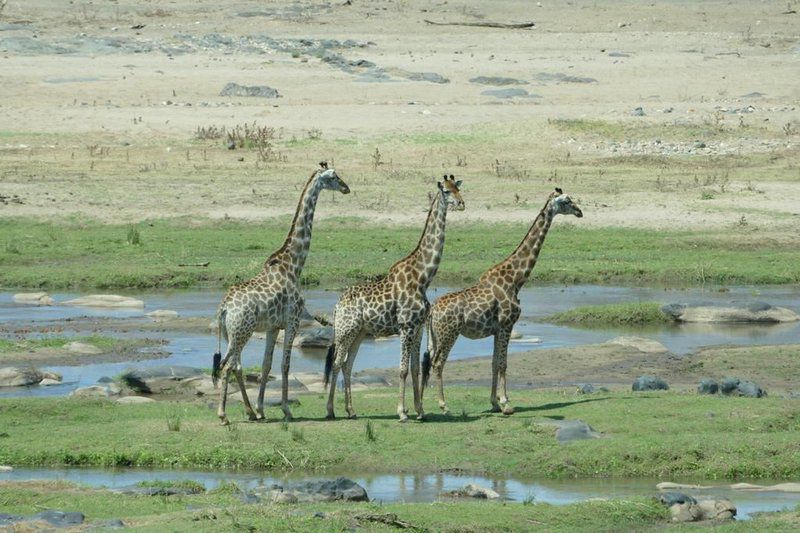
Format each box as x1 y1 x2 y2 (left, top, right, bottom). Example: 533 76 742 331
268 172 324 280
485 197 555 293
404 190 449 289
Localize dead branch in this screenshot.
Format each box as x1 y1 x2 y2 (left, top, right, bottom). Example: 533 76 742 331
177 262 210 267
423 19 534 29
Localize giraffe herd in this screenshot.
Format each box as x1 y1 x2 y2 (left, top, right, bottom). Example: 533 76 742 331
213 162 582 425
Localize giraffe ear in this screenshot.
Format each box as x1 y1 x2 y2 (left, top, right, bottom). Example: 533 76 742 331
437 181 444 191
555 187 563 195
319 161 328 170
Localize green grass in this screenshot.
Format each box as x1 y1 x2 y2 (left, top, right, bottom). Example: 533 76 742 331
546 302 672 327
0 482 677 532
0 335 118 354
135 479 206 493
1 389 799 479
1 218 798 290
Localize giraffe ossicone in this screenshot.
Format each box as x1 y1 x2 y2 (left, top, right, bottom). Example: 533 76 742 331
213 162 349 425
324 175 465 422
421 187 583 415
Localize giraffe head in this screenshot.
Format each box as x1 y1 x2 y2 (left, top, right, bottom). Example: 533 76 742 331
315 161 350 194
438 174 465 211
549 187 583 218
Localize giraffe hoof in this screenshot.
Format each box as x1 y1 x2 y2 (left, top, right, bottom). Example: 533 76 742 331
502 405 515 415
398 414 409 423
347 414 358 420
219 417 230 426
248 414 259 421
416 414 425 421
325 413 336 421
490 405 502 413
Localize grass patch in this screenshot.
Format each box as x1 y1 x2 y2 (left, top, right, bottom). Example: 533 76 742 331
546 302 672 327
135 479 205 494
0 389 799 479
0 218 798 289
0 481 676 531
0 335 118 355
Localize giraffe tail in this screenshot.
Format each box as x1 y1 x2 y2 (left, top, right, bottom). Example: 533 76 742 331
421 312 434 389
212 308 227 388
323 343 336 388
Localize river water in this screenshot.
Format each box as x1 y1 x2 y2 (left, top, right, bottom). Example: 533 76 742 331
0 467 798 519
1 285 798 397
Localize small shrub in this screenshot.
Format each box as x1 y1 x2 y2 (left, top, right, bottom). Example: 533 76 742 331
699 190 715 200
291 427 305 442
365 420 376 442
166 413 181 432
126 225 141 245
136 479 205 494
523 493 536 506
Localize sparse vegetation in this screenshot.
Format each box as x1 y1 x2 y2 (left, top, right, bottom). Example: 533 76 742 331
546 302 672 327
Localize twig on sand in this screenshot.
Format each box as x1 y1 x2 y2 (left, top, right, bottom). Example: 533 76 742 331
423 19 535 29
177 262 210 267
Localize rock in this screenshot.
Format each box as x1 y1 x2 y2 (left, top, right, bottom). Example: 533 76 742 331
13 292 54 306
669 502 704 522
70 385 119 398
731 482 800 493
659 492 697 506
119 366 205 394
555 420 602 443
481 88 537 99
736 380 766 398
445 483 501 500
39 378 62 386
255 477 368 503
116 396 156 404
534 72 597 84
632 107 645 116
719 378 766 397
42 371 62 381
696 499 736 520
0 510 86 528
292 327 332 348
607 336 668 353
146 309 179 320
270 490 299 504
405 71 449 84
63 294 144 309
632 376 669 391
661 302 800 323
64 341 103 354
219 82 280 98
697 378 719 394
509 329 522 340
577 383 595 394
657 482 713 490
0 366 43 387
0 465 12 472
469 76 527 86
111 485 201 496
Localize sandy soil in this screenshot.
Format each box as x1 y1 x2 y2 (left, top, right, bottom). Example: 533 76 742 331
0 0 799 232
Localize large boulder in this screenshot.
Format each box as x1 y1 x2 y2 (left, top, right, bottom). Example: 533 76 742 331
146 309 179 320
0 367 43 387
632 376 669 391
555 420 602 444
254 477 368 503
719 378 767 398
291 326 333 348
118 366 205 394
0 510 85 528
13 292 54 306
662 302 799 323
70 384 121 398
63 294 144 309
697 378 719 394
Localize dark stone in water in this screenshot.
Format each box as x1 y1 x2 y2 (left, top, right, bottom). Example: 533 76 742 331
697 378 719 394
219 82 280 98
288 477 369 502
659 492 697 506
632 376 669 391
0 510 85 527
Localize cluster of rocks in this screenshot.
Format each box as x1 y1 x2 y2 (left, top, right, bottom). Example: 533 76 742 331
662 302 800 324
249 477 369 504
658 492 736 523
632 375 669 391
219 82 280 98
698 378 766 398
443 483 501 500
0 367 62 388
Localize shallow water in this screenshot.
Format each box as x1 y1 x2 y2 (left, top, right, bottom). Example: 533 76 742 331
1 467 798 519
1 285 799 397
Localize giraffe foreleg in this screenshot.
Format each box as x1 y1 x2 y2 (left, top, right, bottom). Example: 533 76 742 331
490 333 503 413
280 318 298 422
409 325 424 421
396 327 419 422
497 329 514 415
343 333 365 419
256 329 278 420
430 331 457 415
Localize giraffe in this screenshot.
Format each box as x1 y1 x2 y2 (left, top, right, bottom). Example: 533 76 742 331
421 188 582 415
212 162 350 425
324 175 465 422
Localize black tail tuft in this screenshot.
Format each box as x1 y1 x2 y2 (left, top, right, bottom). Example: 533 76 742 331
421 351 432 389
323 344 336 387
212 351 222 387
